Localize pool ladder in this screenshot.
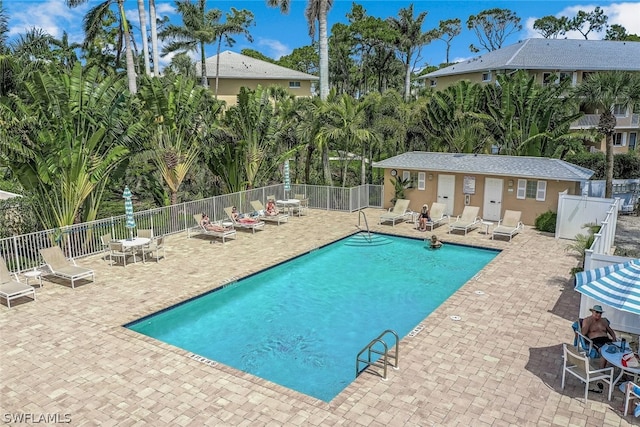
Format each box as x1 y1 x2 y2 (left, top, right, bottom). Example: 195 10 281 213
356 211 372 243
355 329 399 380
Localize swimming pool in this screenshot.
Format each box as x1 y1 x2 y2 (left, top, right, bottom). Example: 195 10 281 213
127 234 498 401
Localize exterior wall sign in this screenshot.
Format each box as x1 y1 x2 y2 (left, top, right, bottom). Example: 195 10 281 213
463 176 476 194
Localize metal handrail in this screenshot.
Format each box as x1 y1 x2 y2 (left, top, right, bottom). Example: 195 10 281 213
355 329 399 380
357 211 372 242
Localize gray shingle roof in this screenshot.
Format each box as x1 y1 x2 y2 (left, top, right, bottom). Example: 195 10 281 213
422 38 640 78
372 152 594 181
197 51 319 80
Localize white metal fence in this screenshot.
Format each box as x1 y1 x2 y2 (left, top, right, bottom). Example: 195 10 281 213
0 184 383 273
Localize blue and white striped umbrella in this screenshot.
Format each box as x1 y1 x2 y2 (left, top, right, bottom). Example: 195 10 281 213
575 258 640 315
123 186 136 239
283 159 291 192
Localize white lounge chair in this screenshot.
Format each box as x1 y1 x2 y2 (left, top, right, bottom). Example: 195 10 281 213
0 255 36 308
492 210 524 241
189 214 237 243
223 207 265 233
379 199 412 226
250 200 289 225
448 206 481 235
415 202 449 231
39 246 95 288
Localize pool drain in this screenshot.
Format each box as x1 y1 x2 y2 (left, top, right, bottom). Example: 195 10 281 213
450 315 461 321
474 290 485 295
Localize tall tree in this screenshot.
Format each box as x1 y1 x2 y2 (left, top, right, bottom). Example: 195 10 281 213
604 24 640 41
149 0 161 75
67 0 138 93
136 0 151 76
268 0 333 101
467 8 522 53
159 0 221 87
136 75 222 204
428 18 461 64
0 64 137 228
567 7 608 40
212 8 254 99
387 4 431 102
533 16 568 39
574 71 640 198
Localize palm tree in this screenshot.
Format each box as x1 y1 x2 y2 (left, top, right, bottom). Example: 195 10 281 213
136 0 151 76
387 5 430 102
159 0 221 87
318 93 375 186
67 0 138 93
149 0 161 76
268 0 333 100
212 8 254 99
0 64 137 228
136 75 222 205
574 71 640 197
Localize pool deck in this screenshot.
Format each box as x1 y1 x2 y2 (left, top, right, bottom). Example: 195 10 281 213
1 209 637 426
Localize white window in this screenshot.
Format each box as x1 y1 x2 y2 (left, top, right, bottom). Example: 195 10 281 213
289 81 301 89
517 179 547 201
613 133 625 146
613 103 627 116
629 132 637 150
559 72 572 84
482 72 492 82
417 172 426 190
429 79 437 87
402 170 410 182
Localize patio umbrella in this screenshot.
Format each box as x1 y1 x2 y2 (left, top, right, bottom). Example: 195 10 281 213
123 186 136 240
575 258 640 315
283 159 291 197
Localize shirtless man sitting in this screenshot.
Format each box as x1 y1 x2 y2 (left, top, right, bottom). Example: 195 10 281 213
581 304 617 367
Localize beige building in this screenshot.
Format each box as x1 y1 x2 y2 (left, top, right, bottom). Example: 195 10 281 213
197 51 318 106
420 39 640 154
373 152 594 225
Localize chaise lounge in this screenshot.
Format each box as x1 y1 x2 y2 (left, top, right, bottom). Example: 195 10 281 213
448 206 481 235
223 207 266 233
416 202 449 231
39 246 95 288
250 200 289 225
0 255 36 308
379 199 412 226
492 210 524 241
190 214 237 243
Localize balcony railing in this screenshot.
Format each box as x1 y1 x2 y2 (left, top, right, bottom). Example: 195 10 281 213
0 184 383 273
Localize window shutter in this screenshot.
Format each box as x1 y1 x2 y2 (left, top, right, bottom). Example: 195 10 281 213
536 181 547 201
516 179 526 199
402 171 410 182
417 172 426 190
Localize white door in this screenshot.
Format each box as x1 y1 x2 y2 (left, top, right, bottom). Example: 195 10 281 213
437 175 455 215
483 178 503 221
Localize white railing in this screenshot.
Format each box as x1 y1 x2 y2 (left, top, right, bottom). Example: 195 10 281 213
584 199 620 268
0 184 383 273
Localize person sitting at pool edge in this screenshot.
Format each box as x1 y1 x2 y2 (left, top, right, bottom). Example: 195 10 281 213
581 304 616 367
430 234 442 249
265 199 279 216
418 204 432 231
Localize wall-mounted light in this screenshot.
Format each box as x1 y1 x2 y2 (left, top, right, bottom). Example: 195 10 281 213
508 179 514 187
428 174 433 181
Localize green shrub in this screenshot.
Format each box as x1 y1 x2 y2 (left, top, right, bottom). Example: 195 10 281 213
534 211 557 233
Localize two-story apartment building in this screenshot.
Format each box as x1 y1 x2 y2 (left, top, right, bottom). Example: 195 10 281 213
419 39 640 154
196 51 318 107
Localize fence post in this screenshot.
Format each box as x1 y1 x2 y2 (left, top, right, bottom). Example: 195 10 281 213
12 235 20 273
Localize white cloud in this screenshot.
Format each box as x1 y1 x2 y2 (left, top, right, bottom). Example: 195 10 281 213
257 38 290 59
155 2 177 16
524 2 640 40
8 0 85 43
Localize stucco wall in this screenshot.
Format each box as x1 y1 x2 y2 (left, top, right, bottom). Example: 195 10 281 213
382 169 582 225
207 78 314 106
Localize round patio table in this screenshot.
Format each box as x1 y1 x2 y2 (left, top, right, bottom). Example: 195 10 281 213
601 342 640 386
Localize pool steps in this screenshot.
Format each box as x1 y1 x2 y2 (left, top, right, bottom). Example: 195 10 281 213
344 233 392 246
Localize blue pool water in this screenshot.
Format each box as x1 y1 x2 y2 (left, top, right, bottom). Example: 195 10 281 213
127 234 498 401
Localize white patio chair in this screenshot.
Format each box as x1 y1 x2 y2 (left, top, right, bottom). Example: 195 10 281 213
561 343 613 402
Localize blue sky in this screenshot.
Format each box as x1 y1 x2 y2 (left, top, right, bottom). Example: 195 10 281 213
4 0 640 70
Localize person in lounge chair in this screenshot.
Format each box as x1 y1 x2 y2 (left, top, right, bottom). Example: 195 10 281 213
201 213 231 232
429 234 443 249
265 199 280 216
231 207 260 224
418 204 432 231
581 304 617 367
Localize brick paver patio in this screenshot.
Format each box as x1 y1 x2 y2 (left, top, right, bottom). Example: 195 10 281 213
1 209 637 426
